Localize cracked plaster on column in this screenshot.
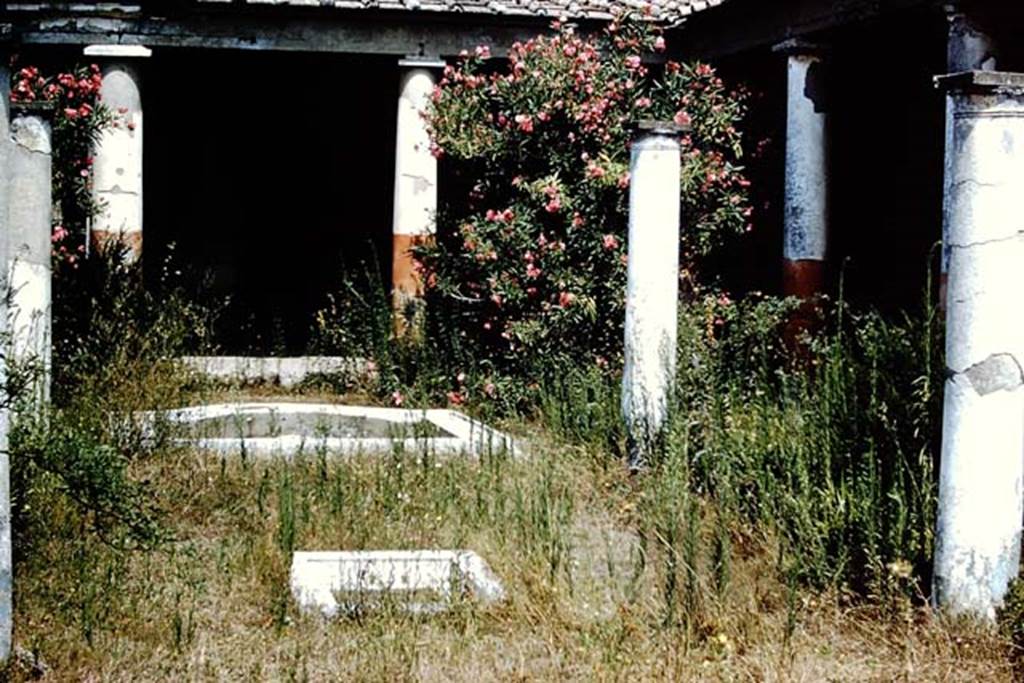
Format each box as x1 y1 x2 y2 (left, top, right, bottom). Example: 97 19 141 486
6 109 52 403
402 173 433 196
10 116 51 155
948 353 1024 396
934 72 1024 619
942 10 997 276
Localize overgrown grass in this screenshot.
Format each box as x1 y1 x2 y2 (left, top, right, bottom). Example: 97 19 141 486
8 442 1014 680
4 262 1017 678
12 248 215 566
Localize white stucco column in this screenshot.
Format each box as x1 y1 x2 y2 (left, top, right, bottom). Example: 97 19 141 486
84 44 151 262
392 58 443 335
940 8 996 306
0 54 14 665
932 71 1024 620
8 103 53 400
622 121 684 471
774 40 829 309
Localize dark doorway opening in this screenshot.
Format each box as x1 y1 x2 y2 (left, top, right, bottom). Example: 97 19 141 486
146 50 396 354
828 9 947 313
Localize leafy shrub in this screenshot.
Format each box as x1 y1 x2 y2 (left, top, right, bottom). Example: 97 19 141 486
52 246 216 432
10 409 165 553
420 15 751 380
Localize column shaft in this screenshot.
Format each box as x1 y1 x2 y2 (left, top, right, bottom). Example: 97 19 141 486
0 62 13 664
392 62 441 334
941 10 997 303
622 123 683 470
87 46 149 261
8 106 53 399
933 71 1024 620
780 46 828 299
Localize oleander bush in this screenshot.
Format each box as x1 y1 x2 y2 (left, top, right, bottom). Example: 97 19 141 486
418 15 752 381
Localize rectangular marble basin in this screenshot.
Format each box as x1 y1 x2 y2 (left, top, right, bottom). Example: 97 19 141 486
154 402 516 458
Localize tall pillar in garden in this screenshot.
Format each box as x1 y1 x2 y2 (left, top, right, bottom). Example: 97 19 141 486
0 50 15 664
774 40 829 329
940 7 996 306
392 58 444 335
84 44 151 262
622 121 685 471
933 71 1024 620
8 103 54 400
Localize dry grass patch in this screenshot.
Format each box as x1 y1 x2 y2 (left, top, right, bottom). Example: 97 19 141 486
7 436 1015 681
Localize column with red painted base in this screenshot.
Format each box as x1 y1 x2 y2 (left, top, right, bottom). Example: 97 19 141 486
392 58 444 336
775 40 829 334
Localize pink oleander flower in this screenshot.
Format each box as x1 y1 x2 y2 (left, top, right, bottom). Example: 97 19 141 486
558 291 576 307
674 110 692 127
602 234 619 250
625 55 641 69
515 114 534 133
391 390 404 407
654 36 666 52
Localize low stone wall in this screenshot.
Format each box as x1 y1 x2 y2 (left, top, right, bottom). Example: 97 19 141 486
181 356 372 388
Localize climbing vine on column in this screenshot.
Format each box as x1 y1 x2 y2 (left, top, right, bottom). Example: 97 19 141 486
10 62 116 267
